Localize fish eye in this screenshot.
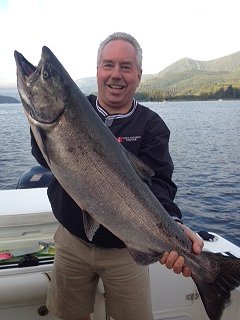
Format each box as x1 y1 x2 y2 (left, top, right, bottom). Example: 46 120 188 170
42 70 50 79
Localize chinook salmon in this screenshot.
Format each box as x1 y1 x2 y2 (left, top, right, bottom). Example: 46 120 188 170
14 47 240 320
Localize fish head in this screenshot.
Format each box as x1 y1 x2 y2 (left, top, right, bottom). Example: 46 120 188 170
14 46 72 125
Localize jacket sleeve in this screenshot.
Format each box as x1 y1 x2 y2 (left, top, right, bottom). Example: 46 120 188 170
138 114 182 221
30 129 50 169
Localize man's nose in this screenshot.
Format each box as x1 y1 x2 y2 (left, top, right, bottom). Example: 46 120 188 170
111 66 122 78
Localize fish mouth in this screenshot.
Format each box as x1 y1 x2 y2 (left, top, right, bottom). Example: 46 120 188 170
14 50 37 80
14 48 66 125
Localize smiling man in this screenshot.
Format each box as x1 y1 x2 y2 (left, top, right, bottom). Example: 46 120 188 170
30 32 203 320
97 37 142 114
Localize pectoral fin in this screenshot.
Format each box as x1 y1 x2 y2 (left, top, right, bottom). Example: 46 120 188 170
82 211 100 241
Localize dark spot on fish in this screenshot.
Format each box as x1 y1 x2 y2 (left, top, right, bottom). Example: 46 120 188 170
67 146 74 153
156 222 164 229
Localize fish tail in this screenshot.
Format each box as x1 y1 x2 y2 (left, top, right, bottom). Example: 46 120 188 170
193 251 240 320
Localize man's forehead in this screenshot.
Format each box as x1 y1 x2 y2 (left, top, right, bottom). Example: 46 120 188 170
103 40 135 53
101 40 136 61
102 58 133 64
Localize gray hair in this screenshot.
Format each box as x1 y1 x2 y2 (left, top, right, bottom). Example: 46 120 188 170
97 32 142 70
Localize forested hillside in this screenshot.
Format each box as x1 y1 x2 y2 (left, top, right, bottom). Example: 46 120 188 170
136 51 240 101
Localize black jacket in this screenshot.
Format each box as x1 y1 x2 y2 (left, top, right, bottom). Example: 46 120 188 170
31 94 182 248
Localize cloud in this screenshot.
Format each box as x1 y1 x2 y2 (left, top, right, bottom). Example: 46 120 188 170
1 0 240 87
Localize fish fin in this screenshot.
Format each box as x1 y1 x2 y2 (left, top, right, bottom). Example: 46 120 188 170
127 245 163 265
125 150 154 185
192 251 240 320
33 125 51 163
82 211 100 241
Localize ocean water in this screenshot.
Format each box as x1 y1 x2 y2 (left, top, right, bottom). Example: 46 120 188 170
0 101 239 247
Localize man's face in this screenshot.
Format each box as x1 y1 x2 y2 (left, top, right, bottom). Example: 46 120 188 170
97 39 142 114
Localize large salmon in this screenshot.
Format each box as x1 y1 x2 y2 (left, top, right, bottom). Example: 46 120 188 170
14 47 240 320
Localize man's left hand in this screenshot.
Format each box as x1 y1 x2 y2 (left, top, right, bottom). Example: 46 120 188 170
159 224 204 277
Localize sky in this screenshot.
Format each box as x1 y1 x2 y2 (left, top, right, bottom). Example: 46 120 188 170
1 0 240 88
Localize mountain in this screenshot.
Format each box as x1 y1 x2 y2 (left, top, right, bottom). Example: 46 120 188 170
137 51 240 100
2 52 240 100
75 77 97 95
0 95 20 104
158 51 240 76
0 88 20 100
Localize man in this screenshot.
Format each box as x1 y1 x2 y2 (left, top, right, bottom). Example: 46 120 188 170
31 32 203 320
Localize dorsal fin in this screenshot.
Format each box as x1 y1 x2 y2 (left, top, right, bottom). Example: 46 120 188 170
125 150 154 185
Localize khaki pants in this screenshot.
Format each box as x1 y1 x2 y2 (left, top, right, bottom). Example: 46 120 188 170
47 225 153 320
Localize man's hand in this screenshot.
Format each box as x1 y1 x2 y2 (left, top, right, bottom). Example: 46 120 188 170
159 223 204 277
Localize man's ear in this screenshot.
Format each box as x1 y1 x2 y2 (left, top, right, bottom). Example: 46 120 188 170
137 69 142 85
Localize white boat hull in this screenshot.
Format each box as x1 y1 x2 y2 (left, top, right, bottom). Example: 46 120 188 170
0 189 239 320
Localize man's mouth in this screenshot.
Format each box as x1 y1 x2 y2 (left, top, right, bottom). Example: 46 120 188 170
108 84 126 90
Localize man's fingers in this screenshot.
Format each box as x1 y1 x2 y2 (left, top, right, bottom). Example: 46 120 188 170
177 223 204 255
159 223 204 277
159 251 191 277
159 252 169 265
193 239 204 255
182 266 192 277
165 251 179 269
172 255 185 274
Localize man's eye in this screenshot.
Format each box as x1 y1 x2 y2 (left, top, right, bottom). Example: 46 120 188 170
121 65 131 71
103 64 112 68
